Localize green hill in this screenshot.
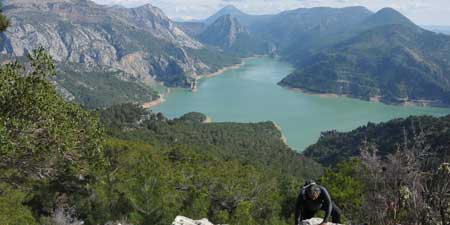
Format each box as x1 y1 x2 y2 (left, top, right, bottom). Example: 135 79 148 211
279 24 450 106
304 114 450 166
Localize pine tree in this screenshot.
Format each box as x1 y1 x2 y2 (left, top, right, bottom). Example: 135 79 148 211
0 3 9 32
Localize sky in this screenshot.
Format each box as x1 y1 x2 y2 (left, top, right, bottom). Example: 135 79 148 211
92 0 450 26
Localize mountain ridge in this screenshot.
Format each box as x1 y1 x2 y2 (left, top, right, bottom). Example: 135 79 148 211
1 0 240 90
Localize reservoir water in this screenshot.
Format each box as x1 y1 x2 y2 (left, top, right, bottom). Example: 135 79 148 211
153 56 450 152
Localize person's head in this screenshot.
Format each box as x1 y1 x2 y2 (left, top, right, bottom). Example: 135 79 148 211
306 184 321 200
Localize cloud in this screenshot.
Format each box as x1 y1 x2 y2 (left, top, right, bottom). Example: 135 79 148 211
91 0 450 26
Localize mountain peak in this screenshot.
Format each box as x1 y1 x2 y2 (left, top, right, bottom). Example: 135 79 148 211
220 5 242 13
199 14 248 49
204 4 247 24
362 7 416 28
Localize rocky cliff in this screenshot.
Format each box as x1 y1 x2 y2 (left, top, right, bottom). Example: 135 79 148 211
1 0 238 88
198 14 269 56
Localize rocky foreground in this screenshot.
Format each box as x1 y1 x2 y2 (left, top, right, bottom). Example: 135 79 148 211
172 216 343 225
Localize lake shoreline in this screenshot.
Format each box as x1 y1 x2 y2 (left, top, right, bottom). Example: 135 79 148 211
142 88 171 109
194 55 262 80
151 56 450 151
142 56 260 108
273 122 289 146
280 85 449 108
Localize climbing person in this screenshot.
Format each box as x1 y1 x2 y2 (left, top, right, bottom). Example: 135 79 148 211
294 180 341 225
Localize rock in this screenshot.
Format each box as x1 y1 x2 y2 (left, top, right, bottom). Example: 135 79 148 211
300 218 343 225
172 216 215 225
1 0 228 88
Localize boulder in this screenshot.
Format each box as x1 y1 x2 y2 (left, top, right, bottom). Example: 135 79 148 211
300 218 343 225
172 216 215 225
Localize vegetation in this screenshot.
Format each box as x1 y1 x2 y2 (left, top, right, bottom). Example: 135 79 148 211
310 112 450 224
56 62 159 109
88 139 305 225
304 115 450 167
319 132 450 225
279 24 450 106
0 48 105 224
188 47 241 71
0 47 320 224
99 104 322 180
0 3 9 32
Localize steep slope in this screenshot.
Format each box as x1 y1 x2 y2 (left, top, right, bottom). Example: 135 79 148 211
279 24 450 106
198 15 269 56
103 106 322 179
359 7 416 29
203 5 264 26
176 21 207 37
252 6 374 52
304 114 450 167
0 0 240 88
54 62 160 109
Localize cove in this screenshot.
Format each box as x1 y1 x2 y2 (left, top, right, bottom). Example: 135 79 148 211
153 56 450 152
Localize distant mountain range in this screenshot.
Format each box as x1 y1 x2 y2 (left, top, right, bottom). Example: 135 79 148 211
190 5 450 107
3 1 450 107
424 25 450 35
278 8 450 106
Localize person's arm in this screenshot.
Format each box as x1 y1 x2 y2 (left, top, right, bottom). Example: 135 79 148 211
294 192 304 225
321 187 332 224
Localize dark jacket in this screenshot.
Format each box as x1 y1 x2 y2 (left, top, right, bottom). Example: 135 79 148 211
294 185 332 224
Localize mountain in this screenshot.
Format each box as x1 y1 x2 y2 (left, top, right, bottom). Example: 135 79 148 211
424 25 450 35
360 7 416 28
54 62 160 109
198 15 270 56
303 114 450 166
204 5 254 26
251 6 374 52
279 23 450 106
0 0 240 90
176 21 207 37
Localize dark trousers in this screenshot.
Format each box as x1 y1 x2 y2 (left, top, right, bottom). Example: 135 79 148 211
301 202 341 223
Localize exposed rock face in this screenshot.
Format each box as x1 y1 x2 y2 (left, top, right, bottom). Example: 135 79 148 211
199 14 249 48
1 0 224 87
197 14 269 56
300 218 343 225
172 216 215 225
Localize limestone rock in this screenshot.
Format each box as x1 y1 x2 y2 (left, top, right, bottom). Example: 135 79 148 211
300 218 343 225
172 216 215 225
1 0 223 88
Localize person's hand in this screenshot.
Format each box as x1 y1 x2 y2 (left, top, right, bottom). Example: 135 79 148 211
319 223 328 225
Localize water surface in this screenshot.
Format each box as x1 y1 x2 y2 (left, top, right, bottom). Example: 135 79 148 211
154 56 450 151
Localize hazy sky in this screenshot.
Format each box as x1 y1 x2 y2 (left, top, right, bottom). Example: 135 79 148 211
92 0 450 26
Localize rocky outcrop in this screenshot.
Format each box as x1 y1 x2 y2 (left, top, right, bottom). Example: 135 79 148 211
199 14 249 49
197 14 269 56
171 216 343 225
300 218 343 225
172 216 215 225
1 0 228 87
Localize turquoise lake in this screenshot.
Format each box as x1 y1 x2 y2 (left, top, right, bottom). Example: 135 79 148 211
153 56 450 152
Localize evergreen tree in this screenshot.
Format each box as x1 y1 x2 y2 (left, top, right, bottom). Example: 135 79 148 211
0 3 9 32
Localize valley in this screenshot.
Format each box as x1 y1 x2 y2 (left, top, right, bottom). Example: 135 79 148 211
153 56 450 151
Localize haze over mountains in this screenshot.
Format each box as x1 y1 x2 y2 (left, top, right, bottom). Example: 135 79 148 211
188 5 450 107
3 0 450 107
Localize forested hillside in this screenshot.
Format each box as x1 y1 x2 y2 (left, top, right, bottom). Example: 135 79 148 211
0 47 321 225
315 115 450 224
304 115 450 166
